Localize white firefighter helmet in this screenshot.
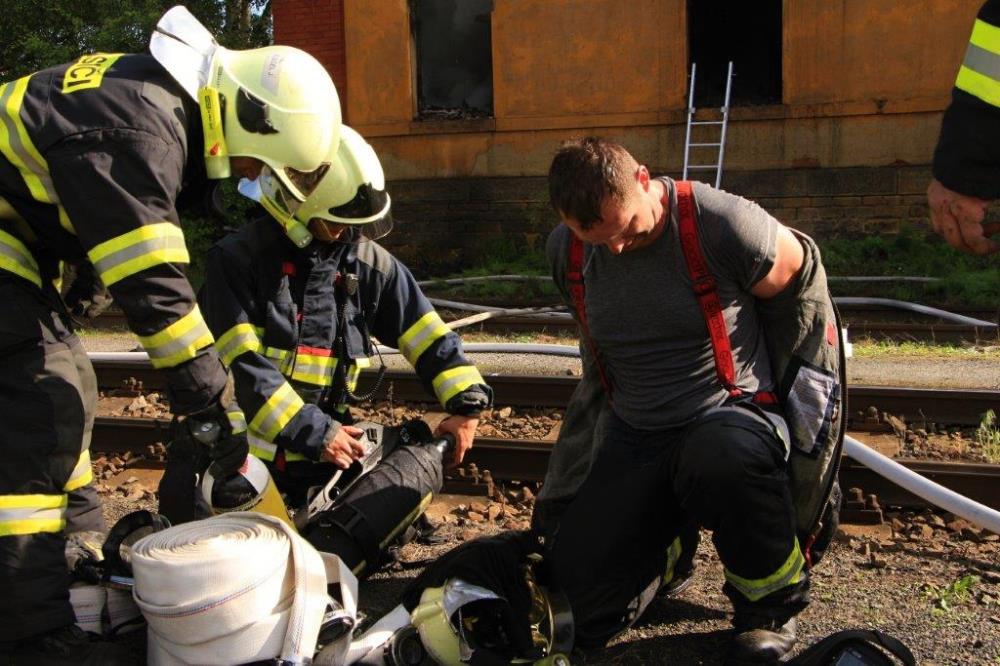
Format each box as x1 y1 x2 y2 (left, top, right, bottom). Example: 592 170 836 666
256 125 392 247
201 454 295 530
150 6 340 200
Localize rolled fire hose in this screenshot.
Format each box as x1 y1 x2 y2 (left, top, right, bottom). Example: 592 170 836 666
131 512 353 665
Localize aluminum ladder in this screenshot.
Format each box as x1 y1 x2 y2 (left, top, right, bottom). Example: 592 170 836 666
682 61 734 188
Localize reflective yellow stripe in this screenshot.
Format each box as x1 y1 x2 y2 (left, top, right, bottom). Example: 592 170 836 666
248 431 307 462
215 323 263 366
398 311 450 365
347 363 362 391
87 222 188 287
431 365 486 405
290 351 338 386
0 78 74 233
227 410 247 434
724 539 805 602
137 306 214 369
0 494 67 537
63 450 93 492
262 346 292 373
249 382 305 442
956 63 1000 107
0 227 41 286
969 18 1000 55
662 536 683 586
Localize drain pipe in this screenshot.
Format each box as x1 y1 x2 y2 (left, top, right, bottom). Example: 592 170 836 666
843 436 1000 534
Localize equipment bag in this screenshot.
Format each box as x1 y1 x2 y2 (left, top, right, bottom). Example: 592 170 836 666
564 179 847 566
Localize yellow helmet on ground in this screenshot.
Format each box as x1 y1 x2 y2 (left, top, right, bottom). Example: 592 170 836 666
257 125 392 247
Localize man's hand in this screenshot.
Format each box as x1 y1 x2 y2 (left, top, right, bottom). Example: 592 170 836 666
927 178 1000 255
173 402 248 475
435 415 480 467
64 261 114 318
321 424 366 469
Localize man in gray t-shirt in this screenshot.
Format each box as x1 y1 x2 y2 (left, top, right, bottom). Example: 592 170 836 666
542 138 810 664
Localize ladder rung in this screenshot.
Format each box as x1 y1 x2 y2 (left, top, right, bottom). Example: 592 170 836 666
688 165 719 169
691 121 724 126
689 142 721 147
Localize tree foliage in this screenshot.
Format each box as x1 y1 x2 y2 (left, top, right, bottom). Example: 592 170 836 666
0 0 271 81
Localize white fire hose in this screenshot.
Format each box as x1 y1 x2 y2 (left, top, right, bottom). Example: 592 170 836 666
131 512 358 665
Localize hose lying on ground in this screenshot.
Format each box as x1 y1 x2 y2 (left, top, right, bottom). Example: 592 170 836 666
131 512 355 665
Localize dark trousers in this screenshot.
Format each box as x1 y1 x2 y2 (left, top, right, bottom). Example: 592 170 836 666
547 404 809 648
0 278 102 642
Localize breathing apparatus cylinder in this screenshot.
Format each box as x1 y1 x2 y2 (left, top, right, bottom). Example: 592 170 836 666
201 454 296 530
302 436 450 578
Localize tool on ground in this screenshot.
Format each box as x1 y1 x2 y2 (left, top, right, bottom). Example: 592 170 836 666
300 419 452 578
201 451 296 529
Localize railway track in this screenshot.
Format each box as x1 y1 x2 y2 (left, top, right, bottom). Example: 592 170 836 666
94 362 1000 427
92 416 1000 514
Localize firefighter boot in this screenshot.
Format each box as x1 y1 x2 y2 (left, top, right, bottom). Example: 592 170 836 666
726 616 798 665
9 624 138 666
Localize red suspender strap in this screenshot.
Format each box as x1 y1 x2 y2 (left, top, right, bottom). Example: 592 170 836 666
674 180 743 398
567 233 613 398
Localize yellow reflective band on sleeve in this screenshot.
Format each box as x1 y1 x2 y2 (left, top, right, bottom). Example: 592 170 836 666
290 351 338 386
398 311 450 365
724 539 805 603
249 382 305 442
61 53 123 94
262 346 292 373
87 222 189 287
227 410 247 434
248 431 308 462
0 493 67 537
662 536 683 586
137 305 215 369
215 323 263 366
431 365 486 406
63 449 93 492
956 19 1000 107
0 78 74 234
0 227 41 287
347 363 362 391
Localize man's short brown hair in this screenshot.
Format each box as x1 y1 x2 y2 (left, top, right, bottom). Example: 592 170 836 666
547 137 638 230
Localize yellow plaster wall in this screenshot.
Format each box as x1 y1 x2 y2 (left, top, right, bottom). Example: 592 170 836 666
784 0 979 105
343 0 413 125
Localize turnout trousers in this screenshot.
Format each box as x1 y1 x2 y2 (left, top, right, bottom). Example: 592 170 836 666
0 276 102 642
547 404 809 647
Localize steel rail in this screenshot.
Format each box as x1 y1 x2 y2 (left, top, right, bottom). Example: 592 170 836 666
92 360 999 427
91 417 1000 512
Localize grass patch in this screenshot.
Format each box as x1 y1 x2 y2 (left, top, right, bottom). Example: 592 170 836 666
850 339 1000 359
976 410 1000 464
819 226 1000 309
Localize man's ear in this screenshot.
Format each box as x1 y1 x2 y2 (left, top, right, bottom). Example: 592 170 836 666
636 164 651 190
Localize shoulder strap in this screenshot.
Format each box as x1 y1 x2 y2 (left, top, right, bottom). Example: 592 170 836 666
675 180 743 398
566 232 613 398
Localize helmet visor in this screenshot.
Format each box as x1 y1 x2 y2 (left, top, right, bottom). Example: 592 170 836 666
315 186 393 242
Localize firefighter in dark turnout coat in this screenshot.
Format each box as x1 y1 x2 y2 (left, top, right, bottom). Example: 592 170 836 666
928 0 1000 255
0 7 340 662
199 126 492 508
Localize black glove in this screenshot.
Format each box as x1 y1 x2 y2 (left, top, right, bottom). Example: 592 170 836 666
178 401 249 476
63 261 113 318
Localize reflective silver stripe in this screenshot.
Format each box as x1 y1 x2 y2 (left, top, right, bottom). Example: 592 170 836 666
215 323 262 366
0 79 60 206
0 494 67 536
138 306 214 369
432 365 485 405
964 42 1000 82
227 410 247 434
398 311 449 365
0 228 41 286
249 382 304 441
290 353 337 386
248 432 278 461
88 223 188 287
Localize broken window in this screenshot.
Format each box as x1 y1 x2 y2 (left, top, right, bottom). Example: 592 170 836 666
410 0 494 119
687 0 782 107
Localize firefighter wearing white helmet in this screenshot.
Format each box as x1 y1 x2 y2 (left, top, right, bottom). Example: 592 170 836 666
199 127 492 573
0 7 342 663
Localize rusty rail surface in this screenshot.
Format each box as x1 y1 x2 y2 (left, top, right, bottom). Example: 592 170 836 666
92 417 1000 512
94 361 1000 427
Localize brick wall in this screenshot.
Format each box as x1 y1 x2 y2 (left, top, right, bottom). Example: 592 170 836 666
273 0 348 118
380 165 937 274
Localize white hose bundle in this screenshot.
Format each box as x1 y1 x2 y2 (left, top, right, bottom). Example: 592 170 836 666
131 512 351 665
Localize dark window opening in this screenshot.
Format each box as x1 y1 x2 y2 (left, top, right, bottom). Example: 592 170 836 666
411 0 494 120
687 0 782 107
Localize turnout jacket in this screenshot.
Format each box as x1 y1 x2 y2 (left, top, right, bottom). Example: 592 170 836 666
933 0 1000 199
199 217 493 463
0 53 226 413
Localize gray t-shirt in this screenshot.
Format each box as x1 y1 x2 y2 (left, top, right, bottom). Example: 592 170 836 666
550 178 778 429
